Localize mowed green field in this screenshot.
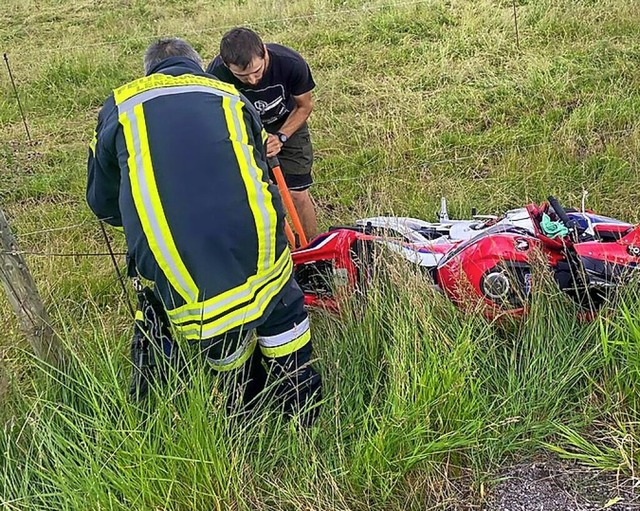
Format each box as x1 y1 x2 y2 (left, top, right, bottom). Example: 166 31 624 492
2 1 640 509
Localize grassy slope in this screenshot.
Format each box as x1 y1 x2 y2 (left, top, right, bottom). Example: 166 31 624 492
1 0 640 508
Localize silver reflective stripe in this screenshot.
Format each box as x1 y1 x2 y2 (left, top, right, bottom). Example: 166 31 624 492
228 95 273 272
258 317 310 348
206 331 255 368
178 259 292 339
124 110 197 302
118 85 237 113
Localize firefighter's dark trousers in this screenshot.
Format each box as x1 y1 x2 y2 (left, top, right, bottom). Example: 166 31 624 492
199 277 322 426
131 277 321 425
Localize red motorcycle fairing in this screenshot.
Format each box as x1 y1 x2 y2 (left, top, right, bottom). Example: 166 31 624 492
435 225 543 319
292 227 460 309
573 225 640 289
292 229 371 310
290 199 640 320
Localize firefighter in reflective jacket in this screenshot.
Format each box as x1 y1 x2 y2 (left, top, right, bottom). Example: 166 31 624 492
86 38 321 424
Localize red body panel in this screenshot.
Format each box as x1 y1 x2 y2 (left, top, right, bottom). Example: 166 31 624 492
574 225 640 267
292 230 364 310
291 203 640 320
435 230 540 318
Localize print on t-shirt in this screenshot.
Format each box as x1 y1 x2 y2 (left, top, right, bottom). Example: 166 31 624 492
242 84 288 126
206 44 315 129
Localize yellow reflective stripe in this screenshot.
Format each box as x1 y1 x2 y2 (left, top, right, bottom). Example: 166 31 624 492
121 104 198 303
235 101 278 270
134 104 199 302
114 73 238 104
261 128 268 145
223 96 267 272
89 130 97 155
260 329 311 358
175 257 292 340
166 248 290 325
174 257 293 340
207 338 257 372
230 97 278 267
135 310 144 321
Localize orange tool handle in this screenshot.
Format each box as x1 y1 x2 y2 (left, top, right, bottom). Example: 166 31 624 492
284 219 296 248
270 160 308 247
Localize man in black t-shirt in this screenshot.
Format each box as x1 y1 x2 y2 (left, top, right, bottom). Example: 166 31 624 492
207 27 318 239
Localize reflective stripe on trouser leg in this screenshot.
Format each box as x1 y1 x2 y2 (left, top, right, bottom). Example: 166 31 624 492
258 317 311 359
206 332 257 372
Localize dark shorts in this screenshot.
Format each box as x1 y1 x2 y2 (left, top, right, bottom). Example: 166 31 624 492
270 122 314 191
284 172 313 191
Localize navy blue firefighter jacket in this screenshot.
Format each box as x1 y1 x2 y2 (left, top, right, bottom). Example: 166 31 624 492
87 57 291 341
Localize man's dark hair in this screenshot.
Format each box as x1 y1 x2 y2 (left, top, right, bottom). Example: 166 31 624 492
143 37 202 74
220 28 265 69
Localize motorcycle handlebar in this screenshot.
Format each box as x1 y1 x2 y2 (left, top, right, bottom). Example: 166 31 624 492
548 195 580 235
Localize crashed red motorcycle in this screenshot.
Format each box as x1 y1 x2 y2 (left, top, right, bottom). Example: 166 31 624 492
291 196 640 319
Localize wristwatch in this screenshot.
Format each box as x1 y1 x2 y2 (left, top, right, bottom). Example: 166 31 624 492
276 131 289 144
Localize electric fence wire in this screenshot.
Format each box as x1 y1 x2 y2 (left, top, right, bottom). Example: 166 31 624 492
0 250 127 257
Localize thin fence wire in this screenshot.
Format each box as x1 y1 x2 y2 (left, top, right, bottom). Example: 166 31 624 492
1 126 637 261
0 250 127 257
17 220 94 238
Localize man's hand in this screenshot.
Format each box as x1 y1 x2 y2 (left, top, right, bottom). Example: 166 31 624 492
266 133 283 158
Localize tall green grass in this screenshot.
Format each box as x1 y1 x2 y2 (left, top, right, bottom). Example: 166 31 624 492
3 262 640 508
2 0 640 507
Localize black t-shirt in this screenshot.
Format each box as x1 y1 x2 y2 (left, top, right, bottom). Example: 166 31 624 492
206 43 315 130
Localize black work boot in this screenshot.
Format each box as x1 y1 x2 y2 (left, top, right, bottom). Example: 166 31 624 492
269 342 322 427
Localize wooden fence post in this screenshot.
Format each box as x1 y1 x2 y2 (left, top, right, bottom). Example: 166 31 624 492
0 206 61 367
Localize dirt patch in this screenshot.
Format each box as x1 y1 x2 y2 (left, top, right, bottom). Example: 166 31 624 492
482 459 639 511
